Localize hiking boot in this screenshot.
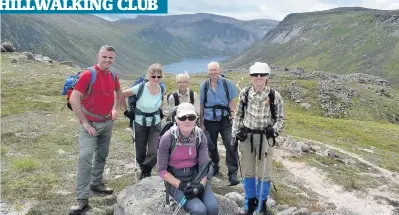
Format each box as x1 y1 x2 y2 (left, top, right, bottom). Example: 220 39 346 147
68 199 88 215
228 174 240 186
238 197 257 215
259 199 271 215
90 183 113 195
139 166 152 180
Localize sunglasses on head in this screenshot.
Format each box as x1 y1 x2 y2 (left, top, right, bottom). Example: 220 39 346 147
250 73 269 77
151 75 162 79
177 115 197 121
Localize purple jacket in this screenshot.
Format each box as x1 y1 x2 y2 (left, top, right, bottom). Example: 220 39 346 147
157 128 208 179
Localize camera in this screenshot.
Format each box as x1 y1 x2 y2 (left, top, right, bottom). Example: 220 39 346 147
236 128 247 141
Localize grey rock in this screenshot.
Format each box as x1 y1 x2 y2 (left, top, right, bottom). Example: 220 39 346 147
266 198 277 208
300 103 311 109
115 176 237 215
1 41 14 52
21 52 34 60
292 208 310 215
224 192 244 207
276 207 298 215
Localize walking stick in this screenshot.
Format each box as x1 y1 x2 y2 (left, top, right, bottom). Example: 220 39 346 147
132 122 138 183
172 160 212 215
254 137 270 215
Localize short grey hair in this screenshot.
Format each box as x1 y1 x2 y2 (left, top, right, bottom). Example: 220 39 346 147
176 72 190 83
208 61 220 69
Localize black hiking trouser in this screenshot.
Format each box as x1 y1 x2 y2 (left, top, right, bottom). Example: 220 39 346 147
204 116 238 177
133 121 161 172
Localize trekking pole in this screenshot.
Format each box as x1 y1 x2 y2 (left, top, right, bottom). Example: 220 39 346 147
132 123 138 183
172 160 212 215
236 151 243 182
254 137 269 215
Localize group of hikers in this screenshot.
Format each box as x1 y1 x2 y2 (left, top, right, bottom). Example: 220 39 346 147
67 45 285 215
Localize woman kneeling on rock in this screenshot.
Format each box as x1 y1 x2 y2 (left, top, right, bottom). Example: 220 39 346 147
157 102 219 215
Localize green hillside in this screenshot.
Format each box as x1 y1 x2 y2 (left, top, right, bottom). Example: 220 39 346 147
224 8 399 88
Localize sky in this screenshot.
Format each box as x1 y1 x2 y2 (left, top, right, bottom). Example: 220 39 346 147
98 0 399 21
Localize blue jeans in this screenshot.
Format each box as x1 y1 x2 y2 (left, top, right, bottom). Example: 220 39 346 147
170 183 219 215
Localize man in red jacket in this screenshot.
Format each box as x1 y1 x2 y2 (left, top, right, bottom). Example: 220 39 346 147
68 45 122 215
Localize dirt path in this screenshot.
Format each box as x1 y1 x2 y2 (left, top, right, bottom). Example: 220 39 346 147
291 136 399 184
274 149 395 215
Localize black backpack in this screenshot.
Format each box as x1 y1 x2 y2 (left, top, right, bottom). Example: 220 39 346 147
240 87 277 123
167 89 195 106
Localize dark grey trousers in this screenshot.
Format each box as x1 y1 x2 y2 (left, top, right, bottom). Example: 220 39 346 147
204 117 238 177
133 121 161 170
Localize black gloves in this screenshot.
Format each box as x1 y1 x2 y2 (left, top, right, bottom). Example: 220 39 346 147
266 126 278 139
183 182 205 200
123 110 135 120
178 181 190 191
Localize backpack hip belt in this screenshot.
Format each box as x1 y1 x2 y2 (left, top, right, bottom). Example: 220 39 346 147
239 126 271 161
204 104 231 120
134 108 160 126
82 106 112 121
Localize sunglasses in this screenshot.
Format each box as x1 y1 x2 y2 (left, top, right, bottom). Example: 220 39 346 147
177 115 197 121
151 75 162 79
250 73 269 77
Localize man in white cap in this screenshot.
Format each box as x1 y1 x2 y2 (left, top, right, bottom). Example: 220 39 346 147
231 62 285 215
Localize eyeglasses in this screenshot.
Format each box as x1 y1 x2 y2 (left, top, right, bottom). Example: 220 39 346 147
151 75 162 79
177 115 197 121
250 73 269 77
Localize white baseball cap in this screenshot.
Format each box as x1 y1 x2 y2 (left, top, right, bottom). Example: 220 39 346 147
176 102 197 117
249 62 271 75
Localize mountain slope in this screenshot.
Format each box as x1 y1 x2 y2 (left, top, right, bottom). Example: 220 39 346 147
1 14 278 77
116 13 279 55
223 7 399 88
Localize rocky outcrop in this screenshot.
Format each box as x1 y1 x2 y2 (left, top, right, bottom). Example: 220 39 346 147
1 41 15 52
318 79 355 118
114 176 238 215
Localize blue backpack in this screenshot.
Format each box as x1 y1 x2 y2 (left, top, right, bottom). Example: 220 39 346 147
62 67 116 111
127 75 166 119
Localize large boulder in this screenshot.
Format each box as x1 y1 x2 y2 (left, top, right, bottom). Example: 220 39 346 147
115 176 238 215
1 41 15 52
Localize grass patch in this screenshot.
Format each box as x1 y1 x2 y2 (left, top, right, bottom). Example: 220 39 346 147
1 145 7 155
1 53 399 214
11 157 39 172
1 172 58 201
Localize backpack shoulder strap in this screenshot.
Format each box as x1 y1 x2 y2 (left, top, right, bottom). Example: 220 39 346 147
203 79 210 106
87 67 97 95
240 86 251 120
268 88 276 124
137 83 145 101
172 91 179 106
189 89 194 104
109 70 116 81
161 84 165 95
168 127 178 155
222 77 230 102
194 127 203 159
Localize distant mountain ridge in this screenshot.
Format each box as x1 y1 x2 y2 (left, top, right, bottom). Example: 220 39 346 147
223 7 399 88
1 13 278 77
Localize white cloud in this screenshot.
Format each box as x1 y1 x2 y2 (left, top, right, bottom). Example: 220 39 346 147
166 0 399 21
99 0 399 21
